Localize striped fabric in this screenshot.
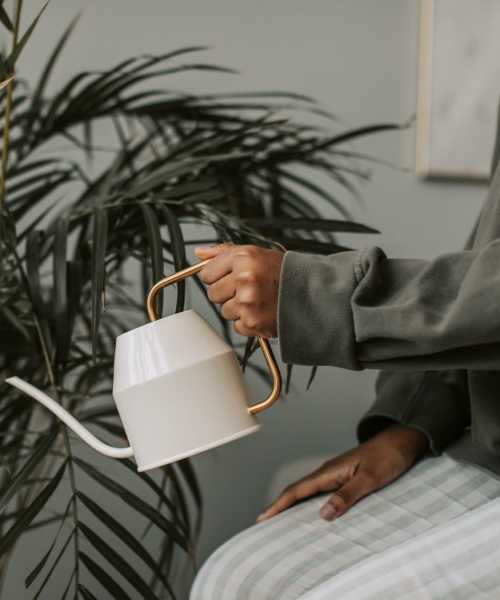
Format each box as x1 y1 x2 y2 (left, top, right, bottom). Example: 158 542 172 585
190 455 500 600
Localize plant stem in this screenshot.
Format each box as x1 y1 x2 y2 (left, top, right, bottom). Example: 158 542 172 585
0 0 23 208
62 430 81 594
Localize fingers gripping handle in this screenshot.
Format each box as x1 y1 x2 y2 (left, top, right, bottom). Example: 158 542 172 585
146 260 282 415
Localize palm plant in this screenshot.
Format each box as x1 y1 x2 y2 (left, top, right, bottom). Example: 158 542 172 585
0 2 400 598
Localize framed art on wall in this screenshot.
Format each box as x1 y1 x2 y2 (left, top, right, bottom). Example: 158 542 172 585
417 0 500 180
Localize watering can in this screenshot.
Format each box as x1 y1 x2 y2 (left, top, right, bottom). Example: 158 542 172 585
6 260 282 471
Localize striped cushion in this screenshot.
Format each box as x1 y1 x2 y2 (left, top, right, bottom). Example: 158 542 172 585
190 455 500 599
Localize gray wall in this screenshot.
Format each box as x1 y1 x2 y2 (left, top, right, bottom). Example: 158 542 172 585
7 0 487 595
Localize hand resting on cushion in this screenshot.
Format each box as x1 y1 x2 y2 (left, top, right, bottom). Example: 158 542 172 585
257 424 429 522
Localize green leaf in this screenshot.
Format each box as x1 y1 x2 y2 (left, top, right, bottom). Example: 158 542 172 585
66 260 83 345
141 204 164 316
5 1 49 72
78 584 100 600
79 523 158 600
242 217 379 234
0 460 66 556
25 231 46 308
306 366 318 390
33 528 74 600
285 363 293 395
53 218 70 362
26 229 54 364
59 569 76 600
0 430 57 515
0 305 31 341
0 3 13 31
312 123 402 152
77 492 175 598
275 169 351 220
25 15 79 138
176 459 202 537
163 207 186 313
25 497 72 587
31 15 79 109
240 336 258 370
119 459 189 536
79 554 131 600
91 207 108 358
74 458 189 552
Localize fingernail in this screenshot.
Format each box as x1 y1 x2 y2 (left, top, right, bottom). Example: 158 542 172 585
320 504 336 521
256 513 266 523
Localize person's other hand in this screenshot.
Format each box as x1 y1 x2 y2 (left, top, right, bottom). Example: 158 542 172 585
195 244 284 338
257 424 429 522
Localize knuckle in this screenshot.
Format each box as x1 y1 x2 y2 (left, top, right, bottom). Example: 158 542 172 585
222 300 238 320
331 489 349 507
236 285 259 306
243 315 260 330
215 242 232 254
207 286 217 302
235 281 260 304
233 320 247 336
238 244 258 257
236 270 259 286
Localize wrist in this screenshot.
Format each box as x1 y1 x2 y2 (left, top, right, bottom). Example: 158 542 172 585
374 423 430 460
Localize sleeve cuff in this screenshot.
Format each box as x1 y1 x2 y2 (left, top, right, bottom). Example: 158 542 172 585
277 250 362 369
357 371 470 455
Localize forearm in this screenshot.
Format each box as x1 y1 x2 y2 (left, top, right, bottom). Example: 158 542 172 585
278 241 500 371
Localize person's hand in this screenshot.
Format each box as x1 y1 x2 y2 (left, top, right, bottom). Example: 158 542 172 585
195 244 284 338
257 424 429 522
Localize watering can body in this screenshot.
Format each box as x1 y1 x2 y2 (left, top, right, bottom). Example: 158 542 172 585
113 309 260 471
6 260 281 471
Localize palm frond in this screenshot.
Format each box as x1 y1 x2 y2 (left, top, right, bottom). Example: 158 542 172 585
0 9 400 597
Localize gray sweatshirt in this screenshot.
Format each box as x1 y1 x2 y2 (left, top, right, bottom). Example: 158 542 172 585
277 107 500 473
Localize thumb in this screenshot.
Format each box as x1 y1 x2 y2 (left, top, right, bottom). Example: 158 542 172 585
319 471 375 521
195 243 232 259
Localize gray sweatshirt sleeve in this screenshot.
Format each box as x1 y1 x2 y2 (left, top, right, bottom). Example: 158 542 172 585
281 100 500 451
353 209 481 453
356 370 470 454
277 240 500 372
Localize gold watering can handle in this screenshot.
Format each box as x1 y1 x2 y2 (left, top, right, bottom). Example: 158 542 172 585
146 259 282 415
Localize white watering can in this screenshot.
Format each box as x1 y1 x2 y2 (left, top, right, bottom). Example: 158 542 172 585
6 260 282 471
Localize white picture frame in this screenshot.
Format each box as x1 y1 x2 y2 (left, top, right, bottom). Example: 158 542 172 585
416 0 500 180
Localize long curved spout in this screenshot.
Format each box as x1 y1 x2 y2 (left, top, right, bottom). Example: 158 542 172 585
6 377 134 459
